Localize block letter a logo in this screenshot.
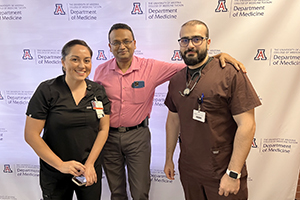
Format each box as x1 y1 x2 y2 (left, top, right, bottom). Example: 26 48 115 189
54 4 66 15
215 0 227 12
254 49 267 60
3 164 13 173
22 49 33 60
131 3 143 14
171 50 182 61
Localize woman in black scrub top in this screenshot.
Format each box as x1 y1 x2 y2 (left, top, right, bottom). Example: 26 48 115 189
24 39 110 200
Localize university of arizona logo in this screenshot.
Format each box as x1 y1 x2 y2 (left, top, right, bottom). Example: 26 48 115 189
22 49 33 60
254 49 267 60
0 91 4 100
96 50 107 60
131 3 143 15
54 4 66 15
252 138 258 148
171 50 182 61
3 164 13 173
215 0 228 12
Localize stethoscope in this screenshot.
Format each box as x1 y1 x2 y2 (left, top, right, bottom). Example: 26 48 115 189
179 57 213 97
179 69 201 96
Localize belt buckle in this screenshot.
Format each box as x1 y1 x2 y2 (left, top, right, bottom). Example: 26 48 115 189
118 127 127 133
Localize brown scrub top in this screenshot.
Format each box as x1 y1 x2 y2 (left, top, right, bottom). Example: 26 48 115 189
165 58 261 180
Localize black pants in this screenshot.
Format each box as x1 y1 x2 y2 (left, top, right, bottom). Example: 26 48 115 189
40 165 102 200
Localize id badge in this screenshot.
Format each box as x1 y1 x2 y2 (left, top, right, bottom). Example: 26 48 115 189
193 109 205 123
91 100 104 119
132 81 145 88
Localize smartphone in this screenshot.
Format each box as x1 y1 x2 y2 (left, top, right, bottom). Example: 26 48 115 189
72 175 87 186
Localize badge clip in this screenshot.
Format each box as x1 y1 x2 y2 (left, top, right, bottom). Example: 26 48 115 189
92 97 104 119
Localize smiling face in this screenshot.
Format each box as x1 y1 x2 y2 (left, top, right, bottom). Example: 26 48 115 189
61 44 92 83
109 28 136 63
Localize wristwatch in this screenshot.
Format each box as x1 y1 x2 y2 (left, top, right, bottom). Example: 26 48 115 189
226 169 241 179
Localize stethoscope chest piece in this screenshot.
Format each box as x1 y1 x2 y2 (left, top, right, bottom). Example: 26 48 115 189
183 88 191 96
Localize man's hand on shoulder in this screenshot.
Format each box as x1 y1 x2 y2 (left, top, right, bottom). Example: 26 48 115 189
214 53 247 73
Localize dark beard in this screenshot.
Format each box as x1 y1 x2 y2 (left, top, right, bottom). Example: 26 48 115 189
181 48 207 66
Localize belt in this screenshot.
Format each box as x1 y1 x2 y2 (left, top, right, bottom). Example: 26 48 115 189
110 118 148 133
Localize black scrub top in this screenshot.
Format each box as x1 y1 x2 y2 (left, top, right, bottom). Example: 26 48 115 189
26 75 110 177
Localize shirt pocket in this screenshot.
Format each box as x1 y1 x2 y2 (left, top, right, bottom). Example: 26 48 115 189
131 87 146 104
201 96 225 112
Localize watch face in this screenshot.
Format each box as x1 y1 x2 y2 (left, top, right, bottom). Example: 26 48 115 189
229 171 238 179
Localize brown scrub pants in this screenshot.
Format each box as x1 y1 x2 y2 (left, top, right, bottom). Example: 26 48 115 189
179 168 248 200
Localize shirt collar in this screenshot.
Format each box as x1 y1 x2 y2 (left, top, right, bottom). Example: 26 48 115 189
109 56 140 74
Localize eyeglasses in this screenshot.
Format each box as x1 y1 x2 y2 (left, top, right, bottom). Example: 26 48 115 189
110 40 134 47
178 36 208 47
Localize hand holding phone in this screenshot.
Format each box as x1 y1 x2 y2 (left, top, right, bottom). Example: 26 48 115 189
72 175 87 186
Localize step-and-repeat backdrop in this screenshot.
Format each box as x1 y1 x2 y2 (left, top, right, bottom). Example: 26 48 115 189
1 0 300 199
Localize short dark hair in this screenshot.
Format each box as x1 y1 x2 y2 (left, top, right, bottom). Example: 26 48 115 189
108 23 135 42
181 20 209 38
61 39 93 61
